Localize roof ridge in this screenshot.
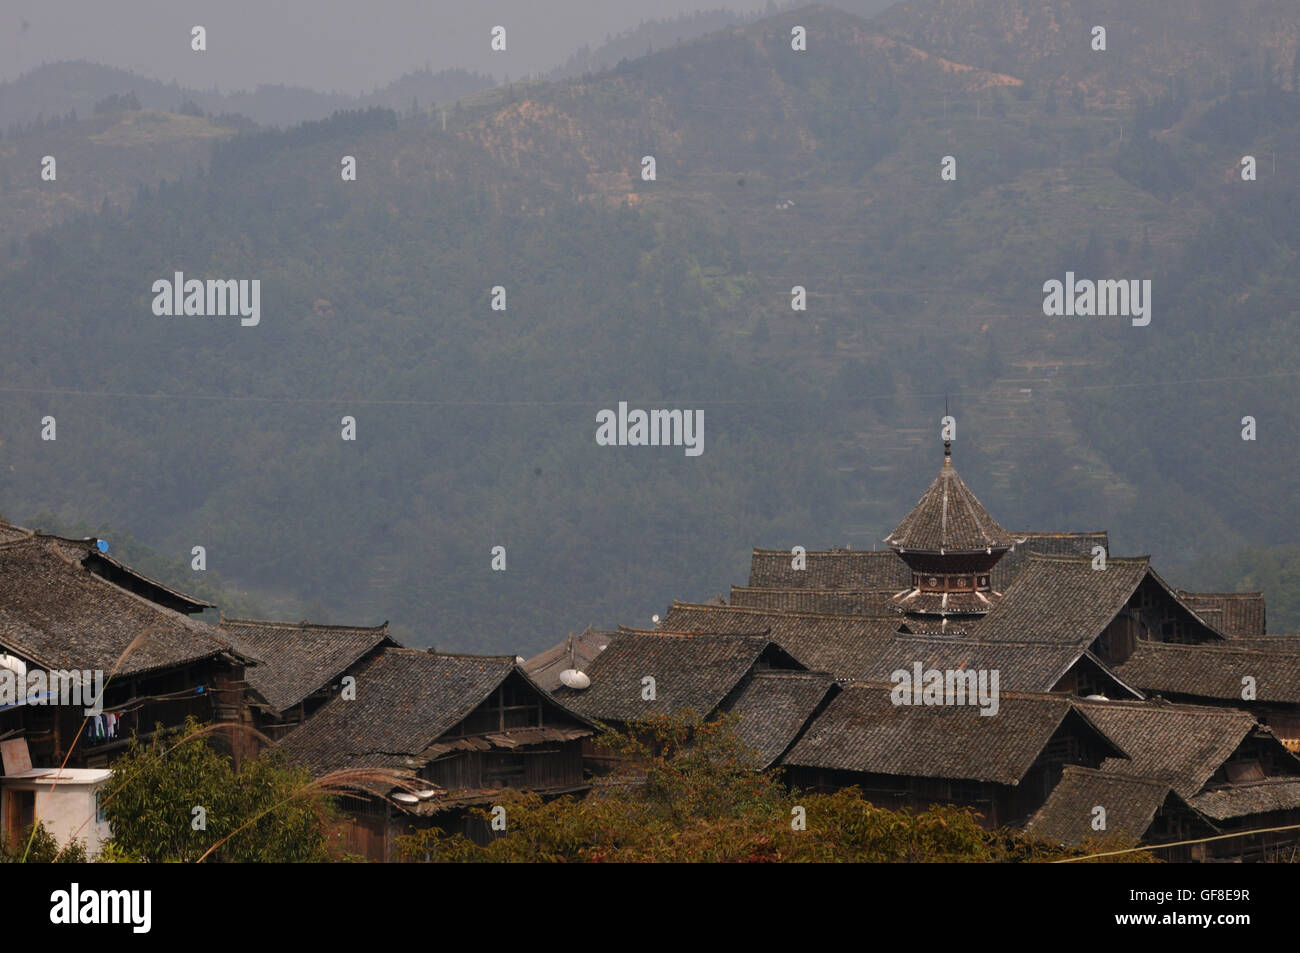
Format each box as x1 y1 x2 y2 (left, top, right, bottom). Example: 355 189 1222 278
731 585 900 593
1027 551 1149 563
391 647 516 662
1077 697 1255 717
751 547 899 555
669 601 899 622
617 629 772 642
221 616 390 632
1133 640 1300 656
843 679 1069 702
1176 590 1264 598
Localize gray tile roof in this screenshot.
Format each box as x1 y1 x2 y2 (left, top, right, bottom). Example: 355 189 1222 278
1116 642 1300 705
278 647 591 775
859 637 1141 698
747 531 1109 594
884 454 1014 554
0 536 244 677
522 625 620 692
1174 591 1266 638
661 602 902 680
553 633 798 723
1025 766 1195 845
783 685 1119 785
1236 635 1300 651
747 548 910 589
0 519 33 544
218 617 397 715
722 670 837 769
729 586 900 615
975 553 1152 645
1075 699 1259 798
1190 779 1300 820
992 532 1109 592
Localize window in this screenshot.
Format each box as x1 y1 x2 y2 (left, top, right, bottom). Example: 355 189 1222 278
95 788 106 824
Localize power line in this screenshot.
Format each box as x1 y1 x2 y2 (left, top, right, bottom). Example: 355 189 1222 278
0 368 1296 409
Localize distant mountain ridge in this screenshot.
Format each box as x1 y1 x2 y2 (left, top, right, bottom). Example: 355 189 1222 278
3 0 1300 648
0 60 495 130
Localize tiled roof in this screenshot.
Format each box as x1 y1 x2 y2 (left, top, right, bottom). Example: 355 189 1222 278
0 519 33 544
859 637 1141 698
890 588 999 616
747 549 910 589
522 626 620 692
1175 591 1266 638
975 554 1152 645
1236 635 1300 651
1025 766 1195 845
1116 642 1300 705
722 670 837 769
278 648 590 775
1190 779 1300 820
661 602 901 680
1075 698 1258 798
0 536 243 677
884 454 1014 554
729 587 899 615
747 531 1109 593
783 685 1119 785
899 617 976 637
553 633 797 723
992 532 1109 593
218 617 397 715
34 533 216 613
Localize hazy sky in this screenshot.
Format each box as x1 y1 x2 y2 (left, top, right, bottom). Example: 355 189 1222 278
5 0 777 93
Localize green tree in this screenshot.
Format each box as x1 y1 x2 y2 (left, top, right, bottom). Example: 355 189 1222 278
396 714 1154 863
0 821 88 863
101 717 334 862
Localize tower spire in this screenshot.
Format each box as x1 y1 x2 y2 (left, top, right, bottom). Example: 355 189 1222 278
943 394 951 457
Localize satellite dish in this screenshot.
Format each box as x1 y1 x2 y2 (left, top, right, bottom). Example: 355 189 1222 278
414 789 438 800
392 792 419 804
515 655 526 663
652 614 660 624
1084 694 1109 701
96 540 109 553
559 669 590 690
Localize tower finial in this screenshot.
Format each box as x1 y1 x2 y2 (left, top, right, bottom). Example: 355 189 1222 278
943 394 951 457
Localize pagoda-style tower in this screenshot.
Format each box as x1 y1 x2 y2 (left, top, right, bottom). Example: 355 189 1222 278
884 439 1015 619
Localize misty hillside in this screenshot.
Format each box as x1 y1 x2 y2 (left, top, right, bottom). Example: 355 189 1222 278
0 60 495 130
2 0 1300 650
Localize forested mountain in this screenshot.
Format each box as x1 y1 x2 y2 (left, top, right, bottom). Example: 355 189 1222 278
0 60 495 130
3 1 1300 649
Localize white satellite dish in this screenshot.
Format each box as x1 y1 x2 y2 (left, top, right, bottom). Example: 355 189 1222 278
652 614 660 624
1084 694 1109 701
414 789 438 800
559 668 591 690
515 655 526 663
392 792 419 804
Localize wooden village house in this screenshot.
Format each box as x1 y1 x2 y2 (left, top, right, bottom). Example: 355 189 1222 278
276 647 595 860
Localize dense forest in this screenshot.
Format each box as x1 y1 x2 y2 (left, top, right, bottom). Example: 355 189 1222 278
2 1 1300 649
